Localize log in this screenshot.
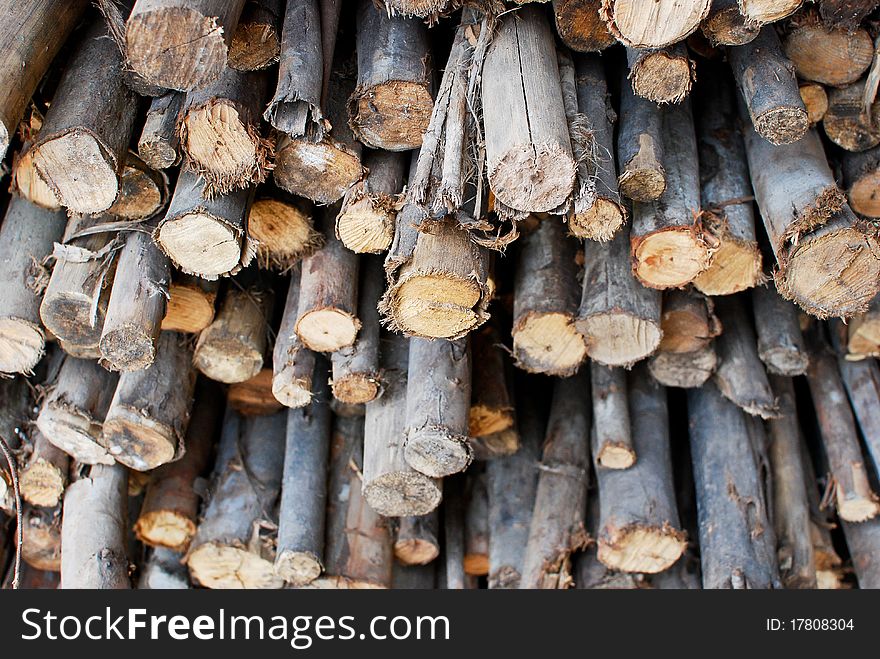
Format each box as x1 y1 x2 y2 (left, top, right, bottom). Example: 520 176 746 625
331 256 383 404
468 325 515 447
98 227 171 372
0 197 67 375
20 430 69 509
686 381 780 588
577 217 662 366
384 0 452 19
569 54 626 241
391 563 435 589
841 518 880 588
482 6 576 214
228 0 282 71
820 0 880 31
31 18 139 215
738 0 803 24
60 464 130 589
657 289 719 354
627 45 694 106
784 15 873 87
845 294 880 357
575 498 643 589
823 80 880 152
134 379 222 551
631 100 712 289
155 169 255 280
0 0 88 160
22 504 62 572
394 513 440 566
12 140 61 211
713 295 778 418
296 214 361 353
728 27 809 146
228 369 284 416
701 0 758 46
139 548 190 589
0 375 31 512
590 364 634 469
800 82 829 125
125 0 247 91
104 155 169 221
193 272 272 384
553 0 617 52
834 341 880 476
161 275 218 334
180 67 272 196
249 193 320 271
337 150 406 254
275 362 332 585
186 411 285 589
272 267 316 408
404 337 472 478
463 469 489 576
767 375 817 588
363 332 441 517
693 75 762 296
36 357 118 466
600 0 711 48
103 332 196 471
138 93 184 170
842 146 880 218
512 219 587 376
596 368 687 573
617 78 666 201
752 283 809 376
349 0 433 151
649 345 718 388
441 475 467 590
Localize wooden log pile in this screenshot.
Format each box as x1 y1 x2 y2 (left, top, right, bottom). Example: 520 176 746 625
1 0 880 590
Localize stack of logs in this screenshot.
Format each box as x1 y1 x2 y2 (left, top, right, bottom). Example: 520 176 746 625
1 0 880 590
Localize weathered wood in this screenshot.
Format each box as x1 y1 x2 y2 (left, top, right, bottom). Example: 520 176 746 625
394 513 440 566
138 93 184 169
657 289 719 354
823 80 880 152
249 193 320 271
820 0 880 31
752 283 809 376
0 375 31 511
554 0 617 52
600 0 711 48
834 339 880 476
228 0 282 71
272 267 316 409
103 154 169 222
702 0 758 46
627 44 694 106
784 15 873 87
463 469 489 576
22 504 61 572
842 518 880 588
739 0 803 24
126 0 247 91
649 344 718 388
441 475 468 589
139 548 190 589
842 146 880 218
161 275 218 334
575 497 643 589
384 0 452 19
618 78 666 201
591 364 635 469
468 325 515 450
845 294 880 357
103 332 196 471
482 6 576 213
60 464 130 589
12 139 62 211
520 372 590 589
20 430 69 509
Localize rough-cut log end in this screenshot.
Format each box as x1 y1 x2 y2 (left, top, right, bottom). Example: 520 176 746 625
108 165 166 220
301 575 386 589
630 53 694 105
13 147 61 210
754 107 809 146
362 472 442 517
274 137 363 205
597 523 687 573
619 167 666 202
405 427 473 478
20 458 65 508
187 543 284 589
193 338 264 385
350 82 433 151
336 199 396 254
489 143 577 213
385 0 451 19
385 275 487 340
602 0 711 48
596 442 638 469
394 538 439 566
570 199 627 241
296 310 360 353
139 140 179 171
102 411 178 472
632 229 711 289
702 7 759 46
156 214 247 280
126 8 228 91
648 346 717 388
555 0 618 52
134 510 196 552
513 312 588 376
229 23 280 72
99 327 158 373
162 283 216 334
272 369 313 409
800 83 828 125
37 409 114 465
468 404 514 439
332 373 381 405
275 550 323 586
848 171 880 217
0 318 45 375
838 495 880 523
848 311 880 357
578 313 663 367
759 344 810 376
693 238 763 296
464 553 489 576
249 199 320 270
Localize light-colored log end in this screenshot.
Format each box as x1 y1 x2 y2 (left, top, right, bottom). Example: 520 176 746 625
701 6 759 46
103 410 178 472
468 404 515 439
578 313 662 368
193 338 264 384
848 170 880 218
633 229 711 289
274 137 363 205
597 522 687 573
228 23 280 72
162 282 216 334
20 458 66 508
296 309 360 353
331 373 381 405
648 347 717 388
336 199 395 254
272 369 313 409
363 472 442 517
837 497 880 523
0 318 46 375
157 214 244 279
758 346 810 377
36 408 114 466
619 167 666 202
274 550 324 586
394 538 439 566
134 510 196 552
463 553 489 577
602 0 711 48
187 543 284 589
250 199 320 270
350 82 433 151
570 198 627 242
107 165 166 220
513 312 588 376
229 369 285 416
404 427 473 478
387 274 486 340
596 442 637 470
13 147 61 210
693 238 763 296
489 142 576 213
630 53 693 105
800 83 828 125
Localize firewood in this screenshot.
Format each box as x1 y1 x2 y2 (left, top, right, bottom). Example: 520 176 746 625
820 0 880 31
391 562 435 588
12 140 61 211
823 80 880 152
249 197 319 274
842 145 880 218
228 369 284 415
631 100 712 289
139 548 190 589
752 283 809 376
834 337 880 474
842 518 880 588
296 214 361 352
767 375 817 588
186 411 285 589
36 357 118 466
739 0 803 24
512 219 586 375
60 464 130 589
228 0 281 71
657 289 719 354
627 44 695 105
463 469 489 576
404 337 472 478
617 78 666 201
349 0 433 151
590 364 634 469
729 27 809 146
693 76 762 296
394 513 440 566
138 93 184 170
784 15 873 87
701 0 758 46
98 227 170 372
441 475 467 590
649 345 718 388
273 268 316 408
0 376 33 512
384 0 452 19
134 379 222 551
331 256 382 404
125 0 247 91
742 123 880 318
600 0 711 48
103 332 196 471
804 328 880 522
337 150 406 254
575 497 643 589
687 381 780 588
275 363 332 586
156 170 255 280
845 294 880 357
22 504 61 572
161 275 218 334
20 431 69 509
194 272 272 384
800 82 829 125
520 372 590 589
31 18 138 215
0 198 66 375
482 6 575 214
553 0 617 52
363 332 441 516
468 326 516 451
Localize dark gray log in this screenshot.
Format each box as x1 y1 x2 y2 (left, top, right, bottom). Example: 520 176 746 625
752 284 809 376
138 93 184 170
273 266 316 409
590 364 634 470
617 76 666 201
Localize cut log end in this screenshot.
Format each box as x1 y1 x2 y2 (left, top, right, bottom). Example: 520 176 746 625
139 140 178 171
648 347 717 388
249 199 320 270
103 411 178 472
596 442 638 470
394 538 439 566
754 107 809 146
555 0 618 52
296 309 360 353
570 199 627 241
702 8 759 46
390 275 485 340
274 139 363 205
468 404 514 438
229 24 281 72
464 553 489 576
228 370 284 416
630 54 693 105
471 427 520 460
513 312 588 376
336 200 395 254
331 373 381 405
404 428 473 479
633 230 711 289
848 171 880 217
187 543 284 589
800 84 828 125
194 340 264 385
99 327 157 373
157 214 244 279
597 523 687 573
13 147 61 210
275 550 323 586
578 313 663 367
838 497 880 523
604 0 711 48
272 372 313 409
619 168 666 202
351 82 433 151
759 345 810 377
134 510 196 552
362 472 442 517
162 284 216 334
693 238 763 296
108 166 165 220
20 458 65 508
490 144 576 213
0 318 45 375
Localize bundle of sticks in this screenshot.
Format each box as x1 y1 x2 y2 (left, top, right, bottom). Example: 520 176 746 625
1 0 880 590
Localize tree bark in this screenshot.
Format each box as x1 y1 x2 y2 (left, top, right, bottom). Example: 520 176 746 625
702 0 759 46
590 364 635 469
819 0 880 31
600 0 711 48
842 518 880 588
553 0 617 52
627 44 694 105
138 93 184 170
272 267 316 408
617 76 666 201
161 275 218 334
752 283 809 376
394 513 439 566
228 0 282 71
834 338 880 477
